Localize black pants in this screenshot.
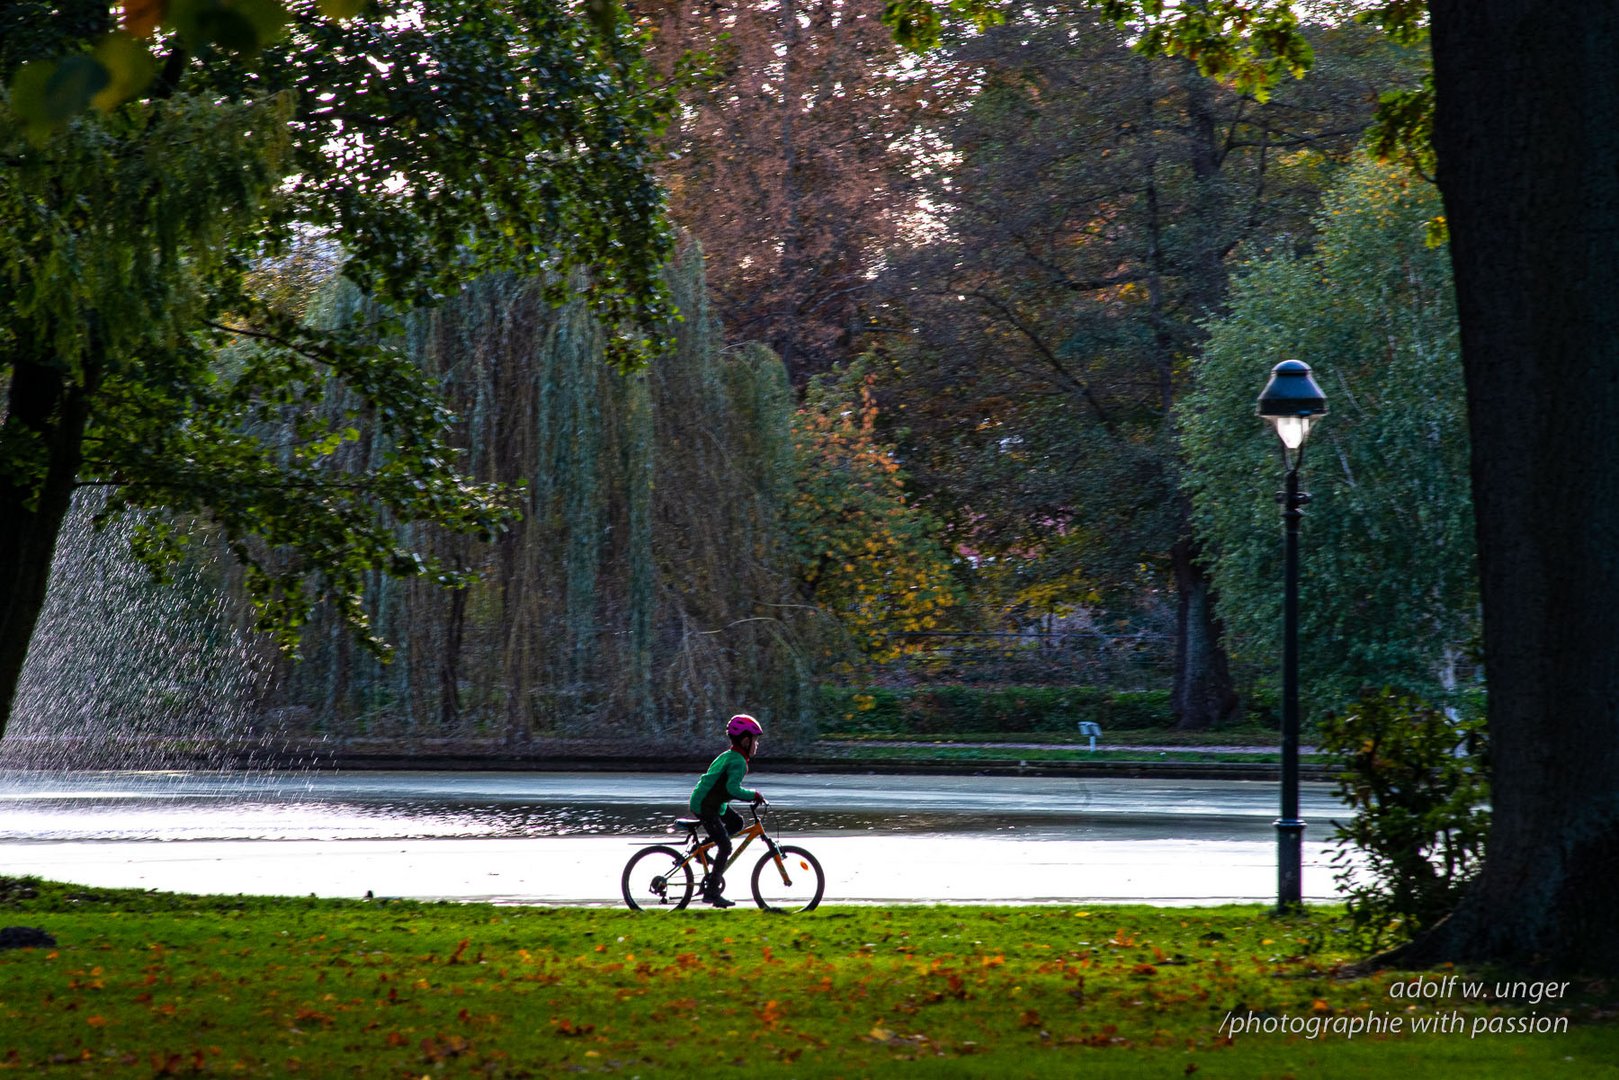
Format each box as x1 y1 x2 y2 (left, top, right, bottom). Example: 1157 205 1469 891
699 805 744 885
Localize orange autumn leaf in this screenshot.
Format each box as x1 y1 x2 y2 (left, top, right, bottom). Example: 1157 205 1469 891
123 0 163 36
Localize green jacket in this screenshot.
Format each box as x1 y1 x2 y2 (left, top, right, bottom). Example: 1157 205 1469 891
689 748 757 815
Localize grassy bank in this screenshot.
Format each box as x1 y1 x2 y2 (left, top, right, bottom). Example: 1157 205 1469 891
1 879 1612 1077
810 738 1324 769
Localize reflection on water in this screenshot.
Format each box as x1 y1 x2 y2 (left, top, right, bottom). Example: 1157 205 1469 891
0 800 1232 844
0 798 636 842
1 773 649 842
0 769 1303 845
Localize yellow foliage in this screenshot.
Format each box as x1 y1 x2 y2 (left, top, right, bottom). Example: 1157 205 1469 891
790 373 957 661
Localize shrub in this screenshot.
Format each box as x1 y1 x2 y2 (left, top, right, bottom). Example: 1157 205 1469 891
817 686 1174 735
1317 687 1490 948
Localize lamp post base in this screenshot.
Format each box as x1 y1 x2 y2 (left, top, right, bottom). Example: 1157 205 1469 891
1275 818 1306 911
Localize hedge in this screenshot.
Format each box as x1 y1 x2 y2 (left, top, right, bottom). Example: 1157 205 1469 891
817 686 1175 735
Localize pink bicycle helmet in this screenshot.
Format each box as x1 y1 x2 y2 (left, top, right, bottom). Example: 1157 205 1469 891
727 714 763 738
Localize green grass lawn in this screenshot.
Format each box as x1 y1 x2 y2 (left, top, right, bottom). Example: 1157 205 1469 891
1 878 1613 1077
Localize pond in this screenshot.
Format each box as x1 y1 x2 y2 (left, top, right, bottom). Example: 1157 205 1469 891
0 770 1349 906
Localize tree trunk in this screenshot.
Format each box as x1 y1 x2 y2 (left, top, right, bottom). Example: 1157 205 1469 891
1170 530 1241 731
1146 59 1242 731
0 354 95 740
1410 0 1619 972
439 578 468 731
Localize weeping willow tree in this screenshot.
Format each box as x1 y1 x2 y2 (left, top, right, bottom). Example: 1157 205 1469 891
269 246 814 746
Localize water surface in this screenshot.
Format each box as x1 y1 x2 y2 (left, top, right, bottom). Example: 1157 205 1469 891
0 770 1349 904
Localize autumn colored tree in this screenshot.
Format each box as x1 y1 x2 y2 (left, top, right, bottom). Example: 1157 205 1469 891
788 369 958 662
630 0 964 380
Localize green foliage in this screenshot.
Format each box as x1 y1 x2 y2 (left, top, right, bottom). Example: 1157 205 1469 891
188 0 675 354
865 12 1415 721
0 0 675 728
1317 688 1490 949
1368 75 1436 180
1089 3 1439 267
820 686 1175 735
885 3 1436 183
0 88 509 661
1179 158 1476 714
882 0 1005 49
270 248 816 741
6 0 632 143
888 0 1315 97
1097 2 1436 186
1096 0 1315 99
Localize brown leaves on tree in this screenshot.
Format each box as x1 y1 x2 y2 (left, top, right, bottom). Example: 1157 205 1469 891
639 0 967 380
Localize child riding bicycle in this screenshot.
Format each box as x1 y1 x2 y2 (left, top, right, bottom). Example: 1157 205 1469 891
688 714 766 907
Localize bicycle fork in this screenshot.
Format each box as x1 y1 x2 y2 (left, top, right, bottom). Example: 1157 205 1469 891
760 838 796 887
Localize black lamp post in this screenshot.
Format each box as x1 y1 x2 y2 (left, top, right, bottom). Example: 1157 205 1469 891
1256 359 1327 911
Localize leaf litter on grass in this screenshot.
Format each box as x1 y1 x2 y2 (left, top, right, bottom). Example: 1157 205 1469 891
1 879 1615 1076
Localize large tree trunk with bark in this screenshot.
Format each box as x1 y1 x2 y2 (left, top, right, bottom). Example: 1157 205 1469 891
1170 532 1241 731
1157 63 1242 732
1414 0 1619 972
0 353 94 740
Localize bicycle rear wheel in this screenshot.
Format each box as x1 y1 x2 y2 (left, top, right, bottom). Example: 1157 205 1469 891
622 845 694 912
751 844 824 913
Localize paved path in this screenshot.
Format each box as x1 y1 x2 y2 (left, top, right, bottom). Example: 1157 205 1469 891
1 835 1342 907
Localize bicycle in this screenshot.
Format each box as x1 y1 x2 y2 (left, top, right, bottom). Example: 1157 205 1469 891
621 802 824 913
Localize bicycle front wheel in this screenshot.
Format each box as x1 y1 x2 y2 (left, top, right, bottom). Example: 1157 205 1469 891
622 845 694 912
751 844 824 913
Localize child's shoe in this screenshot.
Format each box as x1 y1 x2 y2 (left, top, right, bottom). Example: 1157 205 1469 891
702 876 735 908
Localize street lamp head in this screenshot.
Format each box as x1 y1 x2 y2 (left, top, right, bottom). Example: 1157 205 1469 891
1257 360 1328 450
